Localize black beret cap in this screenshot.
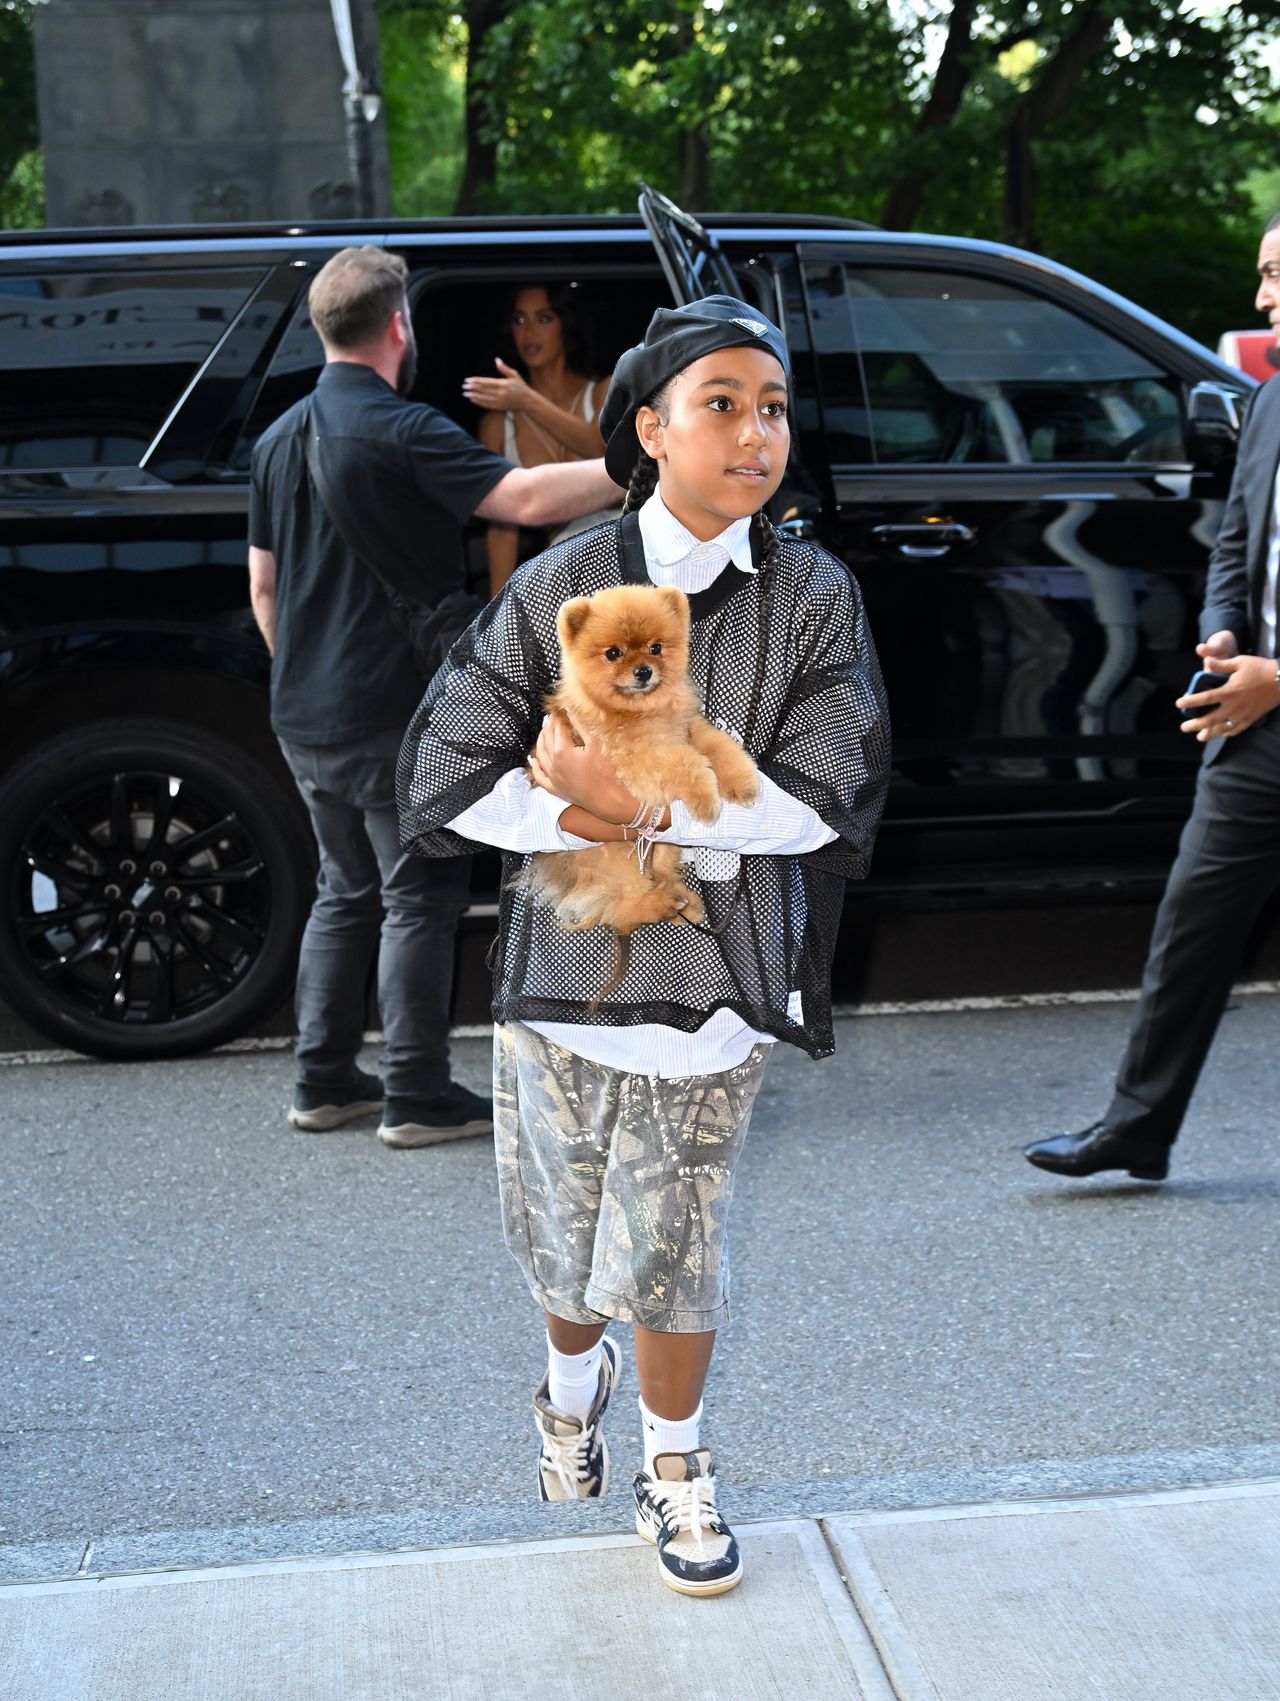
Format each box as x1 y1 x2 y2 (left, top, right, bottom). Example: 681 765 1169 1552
600 294 790 486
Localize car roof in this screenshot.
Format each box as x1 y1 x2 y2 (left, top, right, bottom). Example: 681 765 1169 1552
0 214 1246 385
0 211 872 249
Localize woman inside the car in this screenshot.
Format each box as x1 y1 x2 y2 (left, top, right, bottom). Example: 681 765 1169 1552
464 284 616 595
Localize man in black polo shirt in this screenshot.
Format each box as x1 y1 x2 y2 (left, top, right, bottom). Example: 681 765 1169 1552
248 246 618 1148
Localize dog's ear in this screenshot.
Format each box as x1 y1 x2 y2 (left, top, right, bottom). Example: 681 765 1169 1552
655 585 690 632
557 598 593 646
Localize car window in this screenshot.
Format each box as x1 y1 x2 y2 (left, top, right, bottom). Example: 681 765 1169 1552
0 269 264 469
233 269 667 474
805 260 1189 467
231 297 324 470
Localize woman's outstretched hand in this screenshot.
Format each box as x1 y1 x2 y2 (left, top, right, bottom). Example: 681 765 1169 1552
463 358 531 413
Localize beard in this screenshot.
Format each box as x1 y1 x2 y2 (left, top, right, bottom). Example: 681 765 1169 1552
396 340 418 396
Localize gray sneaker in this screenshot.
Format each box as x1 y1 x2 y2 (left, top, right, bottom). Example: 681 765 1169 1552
287 1068 383 1132
377 1082 493 1148
532 1337 620 1501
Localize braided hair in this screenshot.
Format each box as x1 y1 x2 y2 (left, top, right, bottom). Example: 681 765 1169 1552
621 451 660 514
621 378 670 514
753 508 782 577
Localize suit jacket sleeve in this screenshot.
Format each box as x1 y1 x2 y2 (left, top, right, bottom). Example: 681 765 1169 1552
1200 382 1265 647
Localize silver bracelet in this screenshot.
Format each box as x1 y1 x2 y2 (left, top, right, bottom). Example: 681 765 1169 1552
624 801 650 830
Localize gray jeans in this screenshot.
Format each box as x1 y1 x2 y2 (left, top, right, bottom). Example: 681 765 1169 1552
279 728 472 1098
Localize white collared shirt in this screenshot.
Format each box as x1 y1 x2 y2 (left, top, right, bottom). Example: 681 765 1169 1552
1264 463 1280 659
446 489 838 1076
641 489 754 589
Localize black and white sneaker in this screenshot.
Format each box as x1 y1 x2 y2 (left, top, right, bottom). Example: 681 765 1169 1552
287 1068 383 1132
377 1082 493 1148
634 1449 742 1596
531 1337 620 1501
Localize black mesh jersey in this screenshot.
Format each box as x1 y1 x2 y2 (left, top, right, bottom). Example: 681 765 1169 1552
397 512 890 1059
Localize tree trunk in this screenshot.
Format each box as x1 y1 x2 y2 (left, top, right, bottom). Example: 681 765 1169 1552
880 0 977 231
454 0 508 215
1003 104 1037 252
678 127 709 211
669 9 708 211
1001 1 1115 249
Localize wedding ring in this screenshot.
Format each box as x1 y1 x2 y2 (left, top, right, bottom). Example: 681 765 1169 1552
1225 719 1235 730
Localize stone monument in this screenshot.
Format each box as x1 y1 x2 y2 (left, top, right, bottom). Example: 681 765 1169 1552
34 0 390 228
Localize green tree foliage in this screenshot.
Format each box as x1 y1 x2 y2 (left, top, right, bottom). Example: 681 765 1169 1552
376 1 467 215
379 0 1280 343
4 0 1280 344
474 0 911 217
878 2 1280 343
375 0 510 212
0 0 42 229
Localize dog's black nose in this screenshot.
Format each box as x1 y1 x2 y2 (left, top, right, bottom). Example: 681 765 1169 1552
633 664 653 684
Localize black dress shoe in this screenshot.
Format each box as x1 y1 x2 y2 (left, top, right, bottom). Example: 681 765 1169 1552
1023 1122 1170 1181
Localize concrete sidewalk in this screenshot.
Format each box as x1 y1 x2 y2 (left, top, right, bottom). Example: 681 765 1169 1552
2 1478 1276 1701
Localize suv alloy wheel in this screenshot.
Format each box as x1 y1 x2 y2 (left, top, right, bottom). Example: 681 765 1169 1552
0 719 314 1059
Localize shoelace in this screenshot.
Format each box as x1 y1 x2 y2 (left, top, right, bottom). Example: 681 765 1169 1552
543 1425 595 1497
650 1474 715 1547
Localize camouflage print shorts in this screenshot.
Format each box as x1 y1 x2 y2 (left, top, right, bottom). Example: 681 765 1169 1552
493 1023 770 1334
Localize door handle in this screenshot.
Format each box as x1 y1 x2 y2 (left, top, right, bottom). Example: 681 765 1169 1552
871 521 976 558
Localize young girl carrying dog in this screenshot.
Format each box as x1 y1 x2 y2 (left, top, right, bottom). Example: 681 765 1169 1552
399 297 889 1596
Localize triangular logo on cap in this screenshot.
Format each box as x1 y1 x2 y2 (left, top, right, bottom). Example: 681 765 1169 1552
731 316 768 337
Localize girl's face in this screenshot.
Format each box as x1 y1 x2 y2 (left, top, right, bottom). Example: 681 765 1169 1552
510 288 564 370
636 346 789 541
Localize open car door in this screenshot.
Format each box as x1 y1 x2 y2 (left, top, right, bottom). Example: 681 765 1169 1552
638 182 794 371
639 184 744 305
639 184 816 538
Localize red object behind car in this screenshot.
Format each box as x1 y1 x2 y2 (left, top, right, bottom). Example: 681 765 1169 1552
1217 329 1278 381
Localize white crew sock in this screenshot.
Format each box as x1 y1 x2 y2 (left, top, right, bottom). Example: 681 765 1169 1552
639 1395 703 1473
546 1334 603 1424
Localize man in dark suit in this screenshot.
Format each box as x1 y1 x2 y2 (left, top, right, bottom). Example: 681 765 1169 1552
1025 213 1280 1181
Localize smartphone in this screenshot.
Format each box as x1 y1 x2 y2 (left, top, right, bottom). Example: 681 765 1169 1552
1179 668 1225 719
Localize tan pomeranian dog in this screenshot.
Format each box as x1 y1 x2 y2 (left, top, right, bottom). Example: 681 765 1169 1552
521 584 759 952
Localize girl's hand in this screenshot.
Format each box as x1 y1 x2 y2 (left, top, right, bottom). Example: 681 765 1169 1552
1177 639 1280 741
527 712 639 822
462 358 531 413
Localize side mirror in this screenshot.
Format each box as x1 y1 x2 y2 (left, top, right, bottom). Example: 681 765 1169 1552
1187 381 1243 466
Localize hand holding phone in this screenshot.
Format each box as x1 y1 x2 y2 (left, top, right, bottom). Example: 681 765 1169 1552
1179 668 1226 720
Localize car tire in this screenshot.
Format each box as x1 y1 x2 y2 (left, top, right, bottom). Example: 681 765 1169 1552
0 718 315 1060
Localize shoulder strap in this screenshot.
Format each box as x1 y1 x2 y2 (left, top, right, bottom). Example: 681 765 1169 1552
300 393 415 617
617 508 647 585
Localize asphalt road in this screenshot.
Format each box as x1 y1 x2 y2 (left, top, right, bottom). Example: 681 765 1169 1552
3 992 1277 1583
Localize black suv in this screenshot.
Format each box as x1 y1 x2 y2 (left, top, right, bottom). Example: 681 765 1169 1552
0 191 1253 1058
